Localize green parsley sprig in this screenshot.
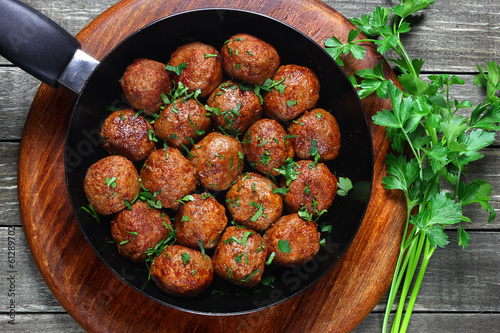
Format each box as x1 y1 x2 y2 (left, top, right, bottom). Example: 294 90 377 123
325 1 500 332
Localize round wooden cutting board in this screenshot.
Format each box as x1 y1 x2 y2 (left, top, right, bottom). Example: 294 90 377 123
18 0 406 332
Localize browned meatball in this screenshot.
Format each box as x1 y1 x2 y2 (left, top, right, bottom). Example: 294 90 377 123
263 65 320 122
111 201 171 263
168 42 223 98
264 213 320 267
119 58 172 115
287 108 341 162
153 98 211 149
83 155 140 216
281 160 338 216
226 173 282 232
150 245 213 297
207 80 262 135
188 132 244 191
242 118 294 176
100 109 156 161
174 193 228 249
140 147 196 210
213 226 267 287
221 33 280 85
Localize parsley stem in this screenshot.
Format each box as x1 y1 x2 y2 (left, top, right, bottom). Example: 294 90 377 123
391 231 426 333
400 238 435 333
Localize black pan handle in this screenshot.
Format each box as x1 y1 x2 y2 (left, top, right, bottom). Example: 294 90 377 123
0 0 81 87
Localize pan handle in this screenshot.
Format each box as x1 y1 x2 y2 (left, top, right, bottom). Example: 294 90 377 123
0 0 98 93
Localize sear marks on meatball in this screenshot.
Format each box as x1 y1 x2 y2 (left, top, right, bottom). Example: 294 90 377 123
263 64 320 122
221 33 280 85
242 118 294 176
281 160 338 217
188 132 244 191
100 109 156 161
287 108 341 162
207 80 262 135
154 98 211 149
111 201 171 263
168 42 223 98
140 147 196 210
151 244 213 297
174 193 228 249
120 58 172 115
213 226 267 287
264 213 320 267
84 155 140 216
226 173 282 232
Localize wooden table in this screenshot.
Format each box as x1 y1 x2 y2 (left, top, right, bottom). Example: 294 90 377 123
1 0 499 332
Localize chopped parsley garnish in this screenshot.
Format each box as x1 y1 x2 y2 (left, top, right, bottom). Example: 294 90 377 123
181 252 191 264
105 176 117 188
147 128 158 142
198 240 206 260
274 157 300 186
309 139 321 165
337 177 353 197
249 202 265 222
81 204 100 223
259 151 271 166
126 231 139 239
241 269 260 283
266 252 276 265
165 62 188 76
278 239 291 253
177 194 194 204
260 78 286 94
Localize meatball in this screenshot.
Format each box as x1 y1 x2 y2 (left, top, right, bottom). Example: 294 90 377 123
100 109 156 161
226 173 282 232
174 193 228 249
119 58 171 115
150 245 213 297
264 213 320 267
213 226 267 287
281 160 338 216
263 64 320 122
242 118 294 176
188 132 244 191
83 155 140 216
140 147 197 210
167 42 223 98
207 80 262 135
154 98 211 149
111 201 171 263
221 33 280 85
287 108 341 161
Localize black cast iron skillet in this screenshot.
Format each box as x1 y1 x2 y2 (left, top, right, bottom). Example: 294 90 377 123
1 0 373 315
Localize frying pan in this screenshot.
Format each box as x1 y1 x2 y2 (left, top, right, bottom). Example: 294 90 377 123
1 0 373 315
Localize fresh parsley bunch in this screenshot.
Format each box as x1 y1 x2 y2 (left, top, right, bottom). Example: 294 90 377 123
324 1 500 332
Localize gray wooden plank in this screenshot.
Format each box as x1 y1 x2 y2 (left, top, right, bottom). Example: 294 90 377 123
1 312 500 333
0 226 65 313
2 143 500 228
1 0 500 73
0 313 84 333
0 71 494 142
0 69 39 141
0 142 21 226
1 227 499 314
